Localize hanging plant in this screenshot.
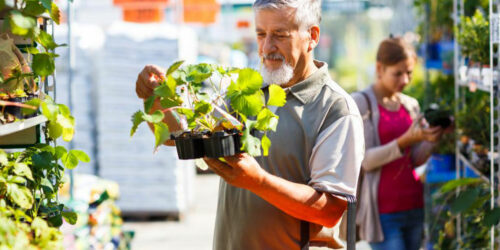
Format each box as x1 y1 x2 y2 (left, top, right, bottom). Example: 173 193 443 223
131 61 287 159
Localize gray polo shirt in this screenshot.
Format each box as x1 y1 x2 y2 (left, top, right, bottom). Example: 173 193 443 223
213 61 364 249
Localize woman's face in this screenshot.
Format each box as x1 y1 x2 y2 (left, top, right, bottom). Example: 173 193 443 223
376 58 416 94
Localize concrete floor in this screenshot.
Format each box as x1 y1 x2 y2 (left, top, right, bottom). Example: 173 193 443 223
123 174 371 250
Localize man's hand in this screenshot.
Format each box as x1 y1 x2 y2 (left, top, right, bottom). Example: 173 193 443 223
204 154 267 190
136 64 165 99
204 154 347 228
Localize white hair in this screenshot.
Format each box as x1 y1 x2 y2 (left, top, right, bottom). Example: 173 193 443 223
253 0 322 31
259 53 294 86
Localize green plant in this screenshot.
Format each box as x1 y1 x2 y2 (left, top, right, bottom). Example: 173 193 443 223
432 178 500 249
456 88 490 148
131 61 287 156
457 10 490 65
0 1 91 249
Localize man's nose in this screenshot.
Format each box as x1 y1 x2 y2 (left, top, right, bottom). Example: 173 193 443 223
262 35 277 54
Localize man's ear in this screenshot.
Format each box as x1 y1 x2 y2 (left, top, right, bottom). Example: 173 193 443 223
308 25 320 52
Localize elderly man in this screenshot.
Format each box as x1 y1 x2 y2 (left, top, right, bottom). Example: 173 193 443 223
136 0 364 248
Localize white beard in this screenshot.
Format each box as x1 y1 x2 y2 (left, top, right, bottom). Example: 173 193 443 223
259 58 294 87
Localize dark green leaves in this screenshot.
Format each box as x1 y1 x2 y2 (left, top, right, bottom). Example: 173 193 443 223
37 31 59 50
450 188 480 214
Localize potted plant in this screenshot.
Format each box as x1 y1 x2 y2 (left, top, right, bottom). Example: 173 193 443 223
131 61 287 159
0 0 63 124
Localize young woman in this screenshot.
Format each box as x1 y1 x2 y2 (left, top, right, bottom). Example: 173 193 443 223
353 37 444 250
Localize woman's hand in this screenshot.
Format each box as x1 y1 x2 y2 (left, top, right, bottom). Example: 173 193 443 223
397 115 444 150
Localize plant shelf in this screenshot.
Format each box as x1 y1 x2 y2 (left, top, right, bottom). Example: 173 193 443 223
457 152 491 183
457 79 497 93
0 115 47 137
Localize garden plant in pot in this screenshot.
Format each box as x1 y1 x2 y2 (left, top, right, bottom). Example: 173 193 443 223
0 0 64 124
131 61 287 159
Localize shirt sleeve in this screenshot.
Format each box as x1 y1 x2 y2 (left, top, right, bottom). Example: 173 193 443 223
308 114 365 196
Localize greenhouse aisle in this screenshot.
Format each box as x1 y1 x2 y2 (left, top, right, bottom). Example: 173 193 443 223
122 174 371 250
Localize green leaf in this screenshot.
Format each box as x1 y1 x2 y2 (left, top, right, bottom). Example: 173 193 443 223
56 113 74 129
25 47 40 54
32 53 55 77
70 150 90 163
13 163 33 181
154 123 170 151
31 217 48 238
50 2 61 24
228 90 265 117
47 121 63 139
241 120 261 156
144 96 155 113
484 207 500 227
21 98 40 116
167 60 185 76
262 134 271 156
186 63 213 83
31 152 53 169
160 97 182 109
62 151 79 169
0 150 7 166
41 98 58 121
62 211 78 225
154 77 177 98
255 108 279 131
47 213 62 227
54 146 67 160
9 11 36 36
23 1 46 16
41 177 53 193
440 178 483 193
130 111 145 137
58 104 71 117
144 110 164 123
267 84 287 107
194 101 213 116
236 68 263 94
41 0 52 10
7 184 33 209
450 188 480 214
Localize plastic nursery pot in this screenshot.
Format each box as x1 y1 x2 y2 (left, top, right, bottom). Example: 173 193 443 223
4 94 37 119
424 109 452 128
173 132 205 160
203 130 242 158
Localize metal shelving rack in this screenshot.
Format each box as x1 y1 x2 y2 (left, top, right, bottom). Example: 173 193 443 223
453 0 500 248
0 14 56 147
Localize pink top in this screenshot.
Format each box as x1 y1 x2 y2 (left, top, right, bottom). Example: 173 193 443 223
377 104 423 214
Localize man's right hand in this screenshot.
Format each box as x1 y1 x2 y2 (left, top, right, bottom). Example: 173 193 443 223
136 64 166 99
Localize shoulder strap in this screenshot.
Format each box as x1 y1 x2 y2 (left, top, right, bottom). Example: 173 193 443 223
360 91 372 122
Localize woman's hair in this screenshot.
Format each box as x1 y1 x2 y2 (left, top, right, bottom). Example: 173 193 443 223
376 37 417 66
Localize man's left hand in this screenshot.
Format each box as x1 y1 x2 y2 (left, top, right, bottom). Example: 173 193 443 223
204 154 267 190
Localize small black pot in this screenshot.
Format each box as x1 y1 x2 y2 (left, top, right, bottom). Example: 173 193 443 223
203 130 242 158
4 94 37 119
173 133 205 160
424 109 451 128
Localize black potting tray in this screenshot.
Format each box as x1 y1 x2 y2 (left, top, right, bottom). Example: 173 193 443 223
173 130 242 159
4 95 38 119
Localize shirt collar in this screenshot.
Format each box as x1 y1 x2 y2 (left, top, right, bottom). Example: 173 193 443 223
287 60 330 104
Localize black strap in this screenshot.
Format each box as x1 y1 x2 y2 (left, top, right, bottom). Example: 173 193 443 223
300 193 357 250
300 220 309 250
360 91 372 122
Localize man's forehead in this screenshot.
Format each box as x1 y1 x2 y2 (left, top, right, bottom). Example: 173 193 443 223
254 8 299 31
